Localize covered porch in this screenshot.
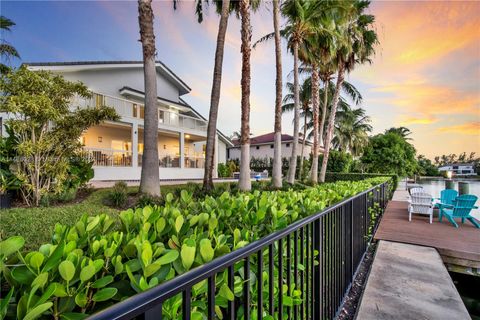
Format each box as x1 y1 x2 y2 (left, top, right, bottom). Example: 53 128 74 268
80 122 213 180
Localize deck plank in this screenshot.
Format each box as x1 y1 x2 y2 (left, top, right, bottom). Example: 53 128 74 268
374 200 480 262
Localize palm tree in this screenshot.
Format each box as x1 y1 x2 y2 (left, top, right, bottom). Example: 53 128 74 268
272 0 283 189
201 0 231 192
332 106 372 156
319 0 378 183
282 79 312 179
0 16 20 74
138 0 160 196
238 0 252 191
385 127 412 140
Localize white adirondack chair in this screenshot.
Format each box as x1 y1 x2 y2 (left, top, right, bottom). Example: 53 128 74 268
408 192 433 224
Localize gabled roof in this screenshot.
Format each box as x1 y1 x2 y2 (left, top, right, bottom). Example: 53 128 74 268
119 86 190 110
231 132 312 147
24 60 191 95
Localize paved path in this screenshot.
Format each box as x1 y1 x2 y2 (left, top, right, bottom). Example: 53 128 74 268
356 241 471 320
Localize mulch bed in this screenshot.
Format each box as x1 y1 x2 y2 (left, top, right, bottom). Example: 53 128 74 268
337 242 377 320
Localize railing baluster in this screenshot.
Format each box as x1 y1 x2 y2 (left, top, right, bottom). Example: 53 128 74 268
208 275 215 320
310 222 314 318
305 224 310 320
293 230 299 320
313 217 321 319
244 257 250 320
257 250 263 320
278 238 283 320
286 234 291 319
142 303 162 320
183 288 191 320
228 265 235 320
300 227 305 319
268 244 274 317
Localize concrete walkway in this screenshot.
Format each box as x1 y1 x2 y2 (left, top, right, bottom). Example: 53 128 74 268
356 241 470 320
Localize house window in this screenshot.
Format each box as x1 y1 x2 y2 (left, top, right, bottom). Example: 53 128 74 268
256 146 260 150
453 166 458 169
133 104 138 118
270 144 274 149
286 143 290 147
159 110 165 123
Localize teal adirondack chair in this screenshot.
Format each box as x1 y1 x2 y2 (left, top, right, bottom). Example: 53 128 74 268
439 194 479 228
436 189 459 220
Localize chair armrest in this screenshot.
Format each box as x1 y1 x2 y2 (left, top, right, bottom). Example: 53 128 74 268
473 206 478 209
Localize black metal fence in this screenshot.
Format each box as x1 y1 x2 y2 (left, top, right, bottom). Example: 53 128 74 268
89 181 391 320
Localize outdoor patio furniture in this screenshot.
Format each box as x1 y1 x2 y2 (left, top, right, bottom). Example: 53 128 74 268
439 194 479 228
408 192 434 224
409 186 423 195
435 189 458 217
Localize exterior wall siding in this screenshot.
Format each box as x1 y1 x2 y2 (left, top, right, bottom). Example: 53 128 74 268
228 142 312 160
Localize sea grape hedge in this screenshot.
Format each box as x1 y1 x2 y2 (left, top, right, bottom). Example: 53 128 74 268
0 177 390 320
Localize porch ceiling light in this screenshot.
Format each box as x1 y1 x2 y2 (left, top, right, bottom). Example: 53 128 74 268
185 134 190 138
98 136 102 143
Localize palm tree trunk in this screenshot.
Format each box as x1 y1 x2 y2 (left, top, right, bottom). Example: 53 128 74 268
298 112 307 180
310 66 320 183
272 0 282 189
138 0 160 196
203 0 230 192
287 42 300 184
320 64 345 183
319 79 329 147
238 0 252 192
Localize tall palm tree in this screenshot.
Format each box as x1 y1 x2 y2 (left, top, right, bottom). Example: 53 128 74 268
238 0 252 191
138 0 160 196
0 16 20 74
332 106 372 155
272 0 283 188
282 79 312 179
202 0 231 192
319 0 378 183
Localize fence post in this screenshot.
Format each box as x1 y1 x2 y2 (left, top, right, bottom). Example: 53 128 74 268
313 218 322 319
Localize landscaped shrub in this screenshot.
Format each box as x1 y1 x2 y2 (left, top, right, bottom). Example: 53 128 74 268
325 172 398 192
217 163 231 178
106 181 128 208
1 177 391 319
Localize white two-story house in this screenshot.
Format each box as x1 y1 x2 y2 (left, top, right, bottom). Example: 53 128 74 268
3 61 232 181
438 163 476 176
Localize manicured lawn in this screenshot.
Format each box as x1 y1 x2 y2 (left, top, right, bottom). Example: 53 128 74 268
0 184 193 250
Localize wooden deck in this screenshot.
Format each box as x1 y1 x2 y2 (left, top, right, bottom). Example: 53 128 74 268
374 200 480 273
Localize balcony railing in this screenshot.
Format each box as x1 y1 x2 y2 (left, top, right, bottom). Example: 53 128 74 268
83 148 132 167
71 92 208 131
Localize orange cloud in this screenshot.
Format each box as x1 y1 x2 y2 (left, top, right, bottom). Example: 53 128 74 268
437 122 480 135
400 115 438 126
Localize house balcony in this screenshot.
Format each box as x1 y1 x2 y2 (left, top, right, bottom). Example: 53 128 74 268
71 92 208 133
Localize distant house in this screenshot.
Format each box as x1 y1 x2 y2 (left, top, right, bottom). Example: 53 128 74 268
438 163 476 176
227 132 322 161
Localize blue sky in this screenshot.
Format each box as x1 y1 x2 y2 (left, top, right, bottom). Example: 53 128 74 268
2 0 479 158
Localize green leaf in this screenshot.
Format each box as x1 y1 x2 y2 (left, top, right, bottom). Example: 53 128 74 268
156 217 166 234
23 302 53 320
144 263 161 278
181 240 196 271
59 261 75 282
0 236 24 258
42 242 64 272
219 284 234 301
60 312 89 320
191 311 203 320
141 241 153 267
199 239 214 263
166 193 174 203
11 266 35 285
0 287 14 319
92 287 118 302
35 283 57 307
79 265 96 282
86 216 100 232
92 275 114 289
31 272 48 289
156 250 179 265
175 216 184 234
29 252 45 270
74 292 87 308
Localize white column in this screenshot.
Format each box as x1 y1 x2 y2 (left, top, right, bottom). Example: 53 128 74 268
132 122 138 168
213 134 219 178
179 132 185 169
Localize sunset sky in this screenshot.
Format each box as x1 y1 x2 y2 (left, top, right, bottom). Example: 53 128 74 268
2 0 479 159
